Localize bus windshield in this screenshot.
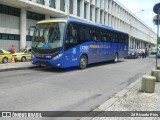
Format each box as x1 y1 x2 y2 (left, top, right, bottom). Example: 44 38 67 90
32 22 66 53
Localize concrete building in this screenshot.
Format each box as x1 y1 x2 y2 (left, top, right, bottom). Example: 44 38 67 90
0 0 156 50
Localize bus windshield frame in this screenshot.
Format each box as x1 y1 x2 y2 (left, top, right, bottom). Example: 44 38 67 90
32 22 66 54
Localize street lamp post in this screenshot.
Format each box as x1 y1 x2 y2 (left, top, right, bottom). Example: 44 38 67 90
153 3 160 69
129 9 144 49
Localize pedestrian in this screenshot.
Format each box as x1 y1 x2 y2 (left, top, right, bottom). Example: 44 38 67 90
10 44 15 54
138 48 142 58
145 48 148 57
142 48 145 58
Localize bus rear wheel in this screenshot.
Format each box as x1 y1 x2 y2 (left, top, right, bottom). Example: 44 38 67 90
79 55 87 69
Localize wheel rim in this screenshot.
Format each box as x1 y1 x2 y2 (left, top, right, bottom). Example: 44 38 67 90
22 57 26 62
3 58 7 63
80 57 87 69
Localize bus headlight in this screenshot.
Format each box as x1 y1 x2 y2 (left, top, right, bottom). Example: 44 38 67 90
53 53 63 60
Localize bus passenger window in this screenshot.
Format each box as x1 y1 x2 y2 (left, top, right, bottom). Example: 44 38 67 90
66 24 78 44
102 36 107 41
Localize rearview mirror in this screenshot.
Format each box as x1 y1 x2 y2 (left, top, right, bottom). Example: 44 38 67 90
28 26 36 36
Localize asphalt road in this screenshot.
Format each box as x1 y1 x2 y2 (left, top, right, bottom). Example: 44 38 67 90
0 56 155 119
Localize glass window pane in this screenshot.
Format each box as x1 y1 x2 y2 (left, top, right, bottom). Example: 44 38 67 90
2 5 8 14
15 35 20 40
14 8 20 16
0 4 2 13
27 11 32 19
60 0 65 12
8 7 14 16
50 0 56 8
9 34 15 40
2 34 8 40
0 50 3 54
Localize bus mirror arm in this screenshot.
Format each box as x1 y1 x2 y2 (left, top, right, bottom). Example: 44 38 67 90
28 26 36 36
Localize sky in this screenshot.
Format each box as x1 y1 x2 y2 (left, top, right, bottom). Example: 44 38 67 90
118 0 160 33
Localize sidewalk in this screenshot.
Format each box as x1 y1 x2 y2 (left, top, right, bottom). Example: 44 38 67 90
81 74 160 120
0 62 35 72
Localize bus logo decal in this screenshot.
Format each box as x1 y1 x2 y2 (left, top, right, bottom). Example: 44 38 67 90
80 46 89 52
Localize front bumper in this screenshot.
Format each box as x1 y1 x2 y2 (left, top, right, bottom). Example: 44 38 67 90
31 57 63 68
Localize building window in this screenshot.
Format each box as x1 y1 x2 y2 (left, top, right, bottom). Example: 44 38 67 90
36 0 44 5
15 35 20 40
0 4 20 16
77 0 80 17
69 0 73 14
1 34 8 40
90 6 92 21
27 11 45 20
0 33 20 40
95 0 98 5
95 8 98 22
84 2 87 19
60 0 65 12
9 34 15 40
100 10 103 23
26 35 32 41
49 0 56 8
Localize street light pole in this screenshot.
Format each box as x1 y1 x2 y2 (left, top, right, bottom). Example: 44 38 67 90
153 3 160 69
156 8 160 69
129 9 144 49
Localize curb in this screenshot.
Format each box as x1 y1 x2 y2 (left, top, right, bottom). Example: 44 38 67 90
0 66 38 72
80 67 156 120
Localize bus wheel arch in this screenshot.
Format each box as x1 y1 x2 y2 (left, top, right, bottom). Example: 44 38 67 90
79 54 88 69
114 52 119 63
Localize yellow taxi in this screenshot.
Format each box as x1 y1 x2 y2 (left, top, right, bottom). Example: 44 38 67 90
0 48 12 63
12 48 31 62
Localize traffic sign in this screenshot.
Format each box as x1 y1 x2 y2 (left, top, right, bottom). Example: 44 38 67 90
153 15 160 25
153 3 160 14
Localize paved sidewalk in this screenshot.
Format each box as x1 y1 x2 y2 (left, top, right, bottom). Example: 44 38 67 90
0 62 36 72
81 74 160 120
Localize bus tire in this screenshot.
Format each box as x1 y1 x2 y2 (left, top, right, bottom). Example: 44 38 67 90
114 53 118 63
79 55 87 69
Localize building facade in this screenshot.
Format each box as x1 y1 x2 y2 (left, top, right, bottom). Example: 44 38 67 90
0 0 156 50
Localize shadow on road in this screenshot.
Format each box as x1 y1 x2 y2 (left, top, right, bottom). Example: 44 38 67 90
34 60 125 73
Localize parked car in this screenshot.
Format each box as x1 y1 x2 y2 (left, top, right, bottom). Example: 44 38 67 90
12 48 31 62
0 48 12 63
126 48 138 59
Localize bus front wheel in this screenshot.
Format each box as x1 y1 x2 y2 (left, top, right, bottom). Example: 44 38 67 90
79 55 87 69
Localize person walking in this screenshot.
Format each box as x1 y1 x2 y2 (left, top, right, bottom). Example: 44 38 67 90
10 44 15 54
142 48 145 58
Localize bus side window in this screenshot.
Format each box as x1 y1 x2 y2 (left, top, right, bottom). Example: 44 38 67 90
102 31 107 42
66 23 78 44
85 27 91 41
79 26 85 42
107 32 112 42
65 23 78 50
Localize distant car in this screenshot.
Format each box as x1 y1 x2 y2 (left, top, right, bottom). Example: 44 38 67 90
0 48 12 63
126 48 138 59
12 48 31 62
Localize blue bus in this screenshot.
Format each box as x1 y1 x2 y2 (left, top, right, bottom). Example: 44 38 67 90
31 18 129 69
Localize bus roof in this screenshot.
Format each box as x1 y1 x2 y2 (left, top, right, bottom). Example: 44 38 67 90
38 18 128 35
